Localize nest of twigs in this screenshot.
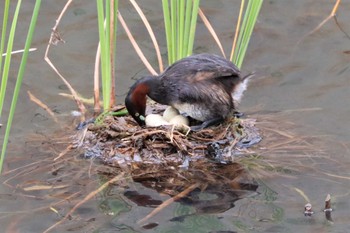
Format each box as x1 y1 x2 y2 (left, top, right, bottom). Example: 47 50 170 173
75 107 262 215
77 104 262 168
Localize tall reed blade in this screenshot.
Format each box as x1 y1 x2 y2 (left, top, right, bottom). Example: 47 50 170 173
109 0 118 107
104 0 111 110
183 0 192 57
177 0 185 60
231 0 263 69
96 0 119 111
96 0 107 110
186 0 200 57
230 0 245 62
162 0 200 65
0 0 42 174
0 0 21 118
0 0 10 79
162 0 172 64
129 0 163 72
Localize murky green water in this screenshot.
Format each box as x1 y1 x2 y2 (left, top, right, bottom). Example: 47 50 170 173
1 0 350 232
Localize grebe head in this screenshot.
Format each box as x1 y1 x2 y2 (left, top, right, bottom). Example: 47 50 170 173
125 76 154 126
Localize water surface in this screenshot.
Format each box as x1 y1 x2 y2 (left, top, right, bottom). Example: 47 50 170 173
1 0 350 232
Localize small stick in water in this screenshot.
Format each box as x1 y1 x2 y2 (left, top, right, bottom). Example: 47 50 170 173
324 194 333 222
324 194 332 211
304 203 314 216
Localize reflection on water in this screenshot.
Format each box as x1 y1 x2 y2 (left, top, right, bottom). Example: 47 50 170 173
1 0 350 232
1 113 349 232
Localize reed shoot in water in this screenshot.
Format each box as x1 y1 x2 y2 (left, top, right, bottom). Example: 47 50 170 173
162 0 200 65
96 0 119 111
0 0 42 173
231 0 263 69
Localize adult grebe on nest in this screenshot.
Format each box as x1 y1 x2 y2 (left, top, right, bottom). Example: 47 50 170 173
125 53 253 131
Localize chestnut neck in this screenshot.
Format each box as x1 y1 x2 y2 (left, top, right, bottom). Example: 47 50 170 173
125 76 164 124
135 76 166 104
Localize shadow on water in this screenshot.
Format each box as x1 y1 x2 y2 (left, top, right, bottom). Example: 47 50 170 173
1 0 350 232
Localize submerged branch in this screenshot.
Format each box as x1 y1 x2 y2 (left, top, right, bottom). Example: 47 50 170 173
43 173 125 233
27 91 59 123
138 183 200 224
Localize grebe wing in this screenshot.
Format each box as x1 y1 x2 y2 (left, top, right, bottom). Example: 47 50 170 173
161 53 240 82
176 80 232 107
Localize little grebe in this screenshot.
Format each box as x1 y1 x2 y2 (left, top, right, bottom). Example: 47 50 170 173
125 53 252 131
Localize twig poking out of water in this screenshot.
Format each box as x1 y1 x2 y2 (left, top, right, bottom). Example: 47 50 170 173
297 0 349 45
294 187 311 203
138 183 200 225
1 48 37 56
27 91 59 123
53 144 74 161
50 29 65 46
94 41 101 112
44 0 86 121
118 12 158 76
230 0 245 61
324 194 333 221
333 14 350 40
43 173 125 233
198 8 225 58
128 0 163 73
323 172 350 180
324 194 332 210
304 203 314 216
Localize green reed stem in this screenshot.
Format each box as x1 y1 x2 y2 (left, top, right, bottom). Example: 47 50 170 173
96 0 118 111
232 0 263 69
0 0 10 81
110 0 118 105
187 0 199 56
97 0 109 110
170 0 176 63
183 0 192 57
0 0 42 174
162 0 200 65
104 0 111 109
162 0 172 64
178 0 185 60
0 0 21 118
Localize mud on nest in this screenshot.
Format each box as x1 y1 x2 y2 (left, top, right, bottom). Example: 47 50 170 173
77 106 262 168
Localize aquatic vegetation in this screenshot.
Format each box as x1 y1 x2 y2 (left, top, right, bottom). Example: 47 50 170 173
96 0 119 111
0 0 42 173
162 0 201 64
231 0 263 68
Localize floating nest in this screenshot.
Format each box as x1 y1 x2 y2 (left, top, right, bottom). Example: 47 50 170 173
78 104 262 167
75 104 262 213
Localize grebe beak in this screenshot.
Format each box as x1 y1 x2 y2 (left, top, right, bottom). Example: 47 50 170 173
134 112 146 125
